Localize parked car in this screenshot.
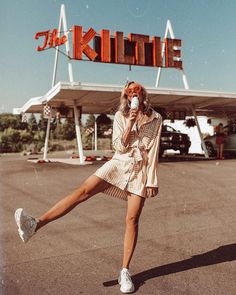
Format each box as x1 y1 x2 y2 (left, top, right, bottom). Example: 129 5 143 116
203 125 236 157
160 125 191 156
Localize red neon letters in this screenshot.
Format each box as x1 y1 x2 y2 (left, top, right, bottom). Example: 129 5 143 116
72 26 98 61
35 26 182 69
34 29 67 51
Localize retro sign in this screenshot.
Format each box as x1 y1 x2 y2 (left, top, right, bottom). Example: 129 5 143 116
35 26 183 69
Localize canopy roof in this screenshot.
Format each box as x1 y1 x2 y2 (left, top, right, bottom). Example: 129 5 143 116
13 81 236 118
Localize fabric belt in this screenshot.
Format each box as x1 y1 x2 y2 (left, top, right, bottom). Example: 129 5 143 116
128 146 148 183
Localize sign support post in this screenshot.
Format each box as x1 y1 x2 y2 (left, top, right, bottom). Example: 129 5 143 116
155 20 189 89
52 4 74 86
43 4 85 164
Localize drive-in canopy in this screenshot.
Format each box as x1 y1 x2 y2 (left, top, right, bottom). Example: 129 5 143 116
13 81 236 163
14 81 236 118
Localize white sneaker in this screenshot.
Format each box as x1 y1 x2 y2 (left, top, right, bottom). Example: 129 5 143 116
14 208 38 243
118 268 135 293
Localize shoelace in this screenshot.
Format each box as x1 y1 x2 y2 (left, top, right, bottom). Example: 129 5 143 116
122 271 132 283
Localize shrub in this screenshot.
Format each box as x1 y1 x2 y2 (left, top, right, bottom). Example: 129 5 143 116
21 130 33 144
0 128 22 152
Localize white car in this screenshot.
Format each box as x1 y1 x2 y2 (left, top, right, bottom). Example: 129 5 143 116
204 125 236 156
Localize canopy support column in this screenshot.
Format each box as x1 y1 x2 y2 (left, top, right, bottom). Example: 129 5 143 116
74 102 85 164
191 105 209 158
94 114 98 151
43 112 52 161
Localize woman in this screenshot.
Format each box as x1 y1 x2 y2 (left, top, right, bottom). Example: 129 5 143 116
215 123 226 159
14 81 162 294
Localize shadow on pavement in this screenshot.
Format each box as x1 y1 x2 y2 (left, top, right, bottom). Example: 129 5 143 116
103 243 236 292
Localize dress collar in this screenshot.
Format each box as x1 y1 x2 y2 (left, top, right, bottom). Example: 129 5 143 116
138 109 161 127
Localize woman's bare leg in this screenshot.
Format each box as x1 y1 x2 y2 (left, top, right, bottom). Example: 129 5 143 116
36 175 110 231
122 194 145 269
220 144 224 159
217 144 220 159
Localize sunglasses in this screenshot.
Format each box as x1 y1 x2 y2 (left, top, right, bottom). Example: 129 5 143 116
125 85 142 96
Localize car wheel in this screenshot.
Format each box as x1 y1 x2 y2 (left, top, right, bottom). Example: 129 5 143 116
180 148 189 155
205 142 216 157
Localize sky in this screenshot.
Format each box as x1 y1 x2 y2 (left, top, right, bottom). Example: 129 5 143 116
1 0 236 114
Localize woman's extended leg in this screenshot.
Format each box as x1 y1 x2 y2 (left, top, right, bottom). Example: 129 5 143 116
36 175 110 231
122 194 145 269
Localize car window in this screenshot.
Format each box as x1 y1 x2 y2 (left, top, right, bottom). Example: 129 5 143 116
166 126 176 132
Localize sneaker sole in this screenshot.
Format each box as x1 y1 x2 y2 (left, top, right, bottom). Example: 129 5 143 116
14 208 35 243
15 208 28 242
118 276 135 293
18 228 28 243
119 285 135 293
15 208 24 229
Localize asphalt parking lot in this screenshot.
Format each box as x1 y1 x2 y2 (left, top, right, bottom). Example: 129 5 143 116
0 154 236 295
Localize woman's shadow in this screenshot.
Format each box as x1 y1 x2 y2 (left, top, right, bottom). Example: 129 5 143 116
103 243 236 292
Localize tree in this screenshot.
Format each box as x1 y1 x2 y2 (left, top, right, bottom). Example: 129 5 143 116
21 130 33 144
62 118 76 140
38 114 48 132
0 113 23 131
0 133 11 152
184 118 196 128
0 128 22 152
28 114 38 132
83 115 96 149
96 114 112 137
85 114 95 128
52 122 64 140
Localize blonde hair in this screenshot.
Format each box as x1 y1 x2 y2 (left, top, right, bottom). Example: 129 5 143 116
118 81 153 117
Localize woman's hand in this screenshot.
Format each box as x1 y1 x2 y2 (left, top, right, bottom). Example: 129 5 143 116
122 109 138 147
146 187 159 198
128 109 138 126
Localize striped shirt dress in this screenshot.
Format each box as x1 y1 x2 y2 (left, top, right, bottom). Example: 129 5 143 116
94 109 162 201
